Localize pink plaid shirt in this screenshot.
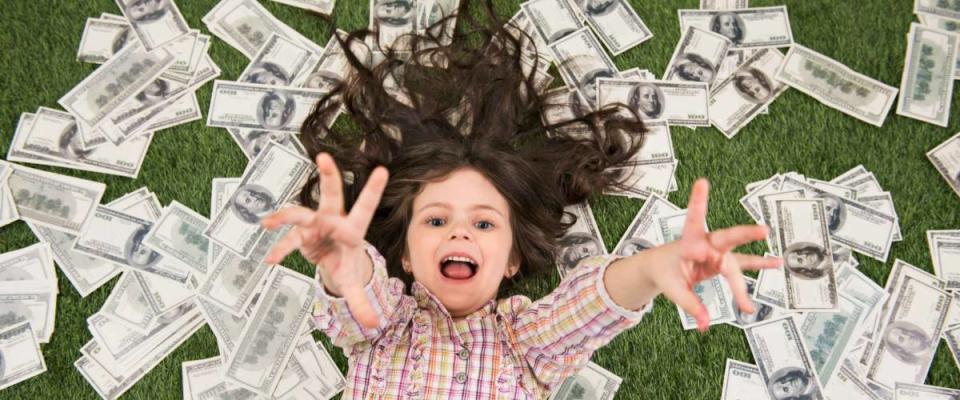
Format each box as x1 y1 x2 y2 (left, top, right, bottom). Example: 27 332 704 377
312 244 653 399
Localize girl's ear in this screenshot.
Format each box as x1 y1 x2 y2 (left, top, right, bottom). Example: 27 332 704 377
504 252 521 278
401 247 412 274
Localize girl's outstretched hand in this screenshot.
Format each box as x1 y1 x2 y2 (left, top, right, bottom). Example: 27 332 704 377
260 153 389 329
648 178 783 332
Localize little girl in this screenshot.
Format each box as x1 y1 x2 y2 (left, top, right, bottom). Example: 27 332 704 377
261 2 781 398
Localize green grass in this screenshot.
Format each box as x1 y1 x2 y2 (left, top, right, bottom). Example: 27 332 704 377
1 0 959 398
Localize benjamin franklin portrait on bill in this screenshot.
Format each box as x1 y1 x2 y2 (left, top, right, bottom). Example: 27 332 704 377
230 184 276 224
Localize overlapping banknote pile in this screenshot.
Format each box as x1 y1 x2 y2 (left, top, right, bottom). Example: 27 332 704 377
8 4 222 179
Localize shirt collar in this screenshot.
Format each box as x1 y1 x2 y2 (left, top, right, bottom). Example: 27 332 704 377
411 280 498 320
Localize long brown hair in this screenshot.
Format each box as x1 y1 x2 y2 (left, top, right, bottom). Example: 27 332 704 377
298 0 647 295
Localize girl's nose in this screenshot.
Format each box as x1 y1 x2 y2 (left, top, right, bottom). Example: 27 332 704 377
448 221 472 241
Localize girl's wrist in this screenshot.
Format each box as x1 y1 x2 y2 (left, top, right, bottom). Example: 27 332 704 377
603 250 661 311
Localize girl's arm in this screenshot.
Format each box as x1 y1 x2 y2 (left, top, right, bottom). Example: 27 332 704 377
509 179 781 391
313 242 410 355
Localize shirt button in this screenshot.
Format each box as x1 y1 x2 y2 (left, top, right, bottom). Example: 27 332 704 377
455 372 467 384
457 348 469 360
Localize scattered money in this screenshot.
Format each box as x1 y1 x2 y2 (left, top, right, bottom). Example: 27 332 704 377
571 0 653 56
6 163 106 234
775 199 838 311
114 0 190 51
775 44 899 127
521 0 583 46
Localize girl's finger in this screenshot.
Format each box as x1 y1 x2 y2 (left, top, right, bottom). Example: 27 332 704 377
340 282 380 329
264 227 306 265
720 254 755 315
708 225 769 254
733 253 783 270
316 152 345 216
347 166 389 233
316 214 365 248
662 283 710 332
682 178 710 241
261 206 317 230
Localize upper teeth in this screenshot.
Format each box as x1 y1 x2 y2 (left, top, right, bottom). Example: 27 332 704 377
443 256 476 265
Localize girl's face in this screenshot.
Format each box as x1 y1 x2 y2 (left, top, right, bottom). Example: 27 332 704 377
404 168 518 318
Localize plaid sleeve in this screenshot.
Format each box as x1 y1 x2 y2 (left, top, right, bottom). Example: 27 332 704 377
510 254 654 391
312 243 408 357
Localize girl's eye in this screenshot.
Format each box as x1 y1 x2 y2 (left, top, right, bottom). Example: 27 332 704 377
427 217 444 227
476 220 494 230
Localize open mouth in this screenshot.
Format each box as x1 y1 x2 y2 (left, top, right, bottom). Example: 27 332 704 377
439 255 478 280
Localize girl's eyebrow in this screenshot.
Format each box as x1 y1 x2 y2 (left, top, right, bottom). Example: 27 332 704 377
417 202 505 217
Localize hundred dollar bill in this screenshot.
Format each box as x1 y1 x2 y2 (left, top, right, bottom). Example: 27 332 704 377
198 226 288 316
864 259 946 352
73 205 192 284
896 23 959 127
776 200 838 311
207 81 327 134
181 356 260 400
203 0 323 59
96 77 190 145
239 33 321 87
132 268 195 317
836 264 887 338
224 266 316 396
701 0 748 9
720 359 769 400
141 91 202 133
549 361 621 400
270 0 335 14
42 214 132 293
58 41 174 129
865 276 952 391
14 107 152 178
598 78 710 126
799 293 869 386
664 26 732 85
919 11 960 77
228 128 307 161
709 48 787 138
779 176 898 262
292 338 346 399
6 163 105 234
612 195 680 257
144 201 210 277
416 0 460 45
929 238 960 291
550 27 621 108
302 29 371 92
915 0 960 20
822 363 883 400
895 382 960 400
927 132 960 200
0 161 18 227
0 321 47 391
678 6 794 49
571 0 652 56
76 18 138 64
114 0 189 50
556 202 606 279
774 44 898 127
205 142 312 257
840 173 883 197
745 316 825 400
521 0 583 45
